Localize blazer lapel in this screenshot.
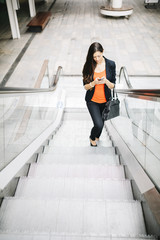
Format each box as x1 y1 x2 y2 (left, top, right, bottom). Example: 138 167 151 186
105 57 112 81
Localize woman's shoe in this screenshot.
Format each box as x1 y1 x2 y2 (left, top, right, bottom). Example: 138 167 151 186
90 138 97 147
90 142 97 147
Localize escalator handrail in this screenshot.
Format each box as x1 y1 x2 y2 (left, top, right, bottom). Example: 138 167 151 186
0 66 62 95
1 65 160 101
119 66 133 89
116 88 160 100
118 66 160 99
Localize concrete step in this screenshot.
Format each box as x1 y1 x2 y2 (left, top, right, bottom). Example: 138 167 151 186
39 153 120 165
16 177 133 200
0 198 146 235
28 163 125 179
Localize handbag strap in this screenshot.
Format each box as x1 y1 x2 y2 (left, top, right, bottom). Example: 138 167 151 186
111 88 118 100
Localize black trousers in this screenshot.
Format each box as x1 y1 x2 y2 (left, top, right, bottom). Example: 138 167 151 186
87 101 106 141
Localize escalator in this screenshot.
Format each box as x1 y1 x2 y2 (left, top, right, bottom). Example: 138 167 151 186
0 68 159 239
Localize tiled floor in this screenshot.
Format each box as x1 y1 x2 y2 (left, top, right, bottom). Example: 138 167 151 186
0 0 160 87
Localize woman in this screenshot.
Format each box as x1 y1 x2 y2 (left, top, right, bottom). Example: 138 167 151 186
82 42 116 147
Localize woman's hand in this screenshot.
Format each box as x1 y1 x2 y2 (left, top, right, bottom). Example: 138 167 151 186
94 77 101 85
94 77 107 85
84 77 114 90
96 77 106 85
97 77 114 89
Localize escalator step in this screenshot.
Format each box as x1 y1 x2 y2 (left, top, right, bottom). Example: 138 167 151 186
0 233 157 240
28 163 125 179
48 119 112 147
49 137 112 147
16 177 133 200
44 146 116 155
0 198 146 235
40 152 119 165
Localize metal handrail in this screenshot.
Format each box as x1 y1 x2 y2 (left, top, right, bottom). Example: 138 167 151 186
119 66 133 89
1 65 160 101
116 88 160 96
0 66 62 95
118 66 160 101
115 88 160 102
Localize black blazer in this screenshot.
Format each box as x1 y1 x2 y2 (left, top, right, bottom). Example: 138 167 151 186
84 57 116 102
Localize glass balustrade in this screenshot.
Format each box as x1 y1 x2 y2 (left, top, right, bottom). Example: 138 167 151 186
117 67 160 190
0 90 61 171
112 94 160 191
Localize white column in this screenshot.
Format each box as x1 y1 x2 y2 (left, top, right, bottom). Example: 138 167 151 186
112 0 123 8
6 0 20 39
28 0 36 17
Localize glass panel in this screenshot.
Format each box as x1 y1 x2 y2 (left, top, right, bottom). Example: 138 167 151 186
112 94 160 190
0 90 60 171
129 76 160 89
0 97 5 170
145 100 160 188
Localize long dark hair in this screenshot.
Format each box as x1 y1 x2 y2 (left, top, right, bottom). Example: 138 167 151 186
82 42 104 83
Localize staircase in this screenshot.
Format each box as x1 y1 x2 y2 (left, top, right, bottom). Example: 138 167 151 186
0 111 157 239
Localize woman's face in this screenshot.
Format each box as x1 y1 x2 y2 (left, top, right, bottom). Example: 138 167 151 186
93 51 103 64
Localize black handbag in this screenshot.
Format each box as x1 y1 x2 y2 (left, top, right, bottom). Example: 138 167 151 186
102 89 120 121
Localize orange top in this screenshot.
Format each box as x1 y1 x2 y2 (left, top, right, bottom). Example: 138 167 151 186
91 70 107 103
